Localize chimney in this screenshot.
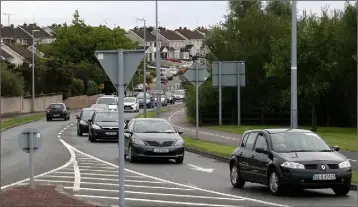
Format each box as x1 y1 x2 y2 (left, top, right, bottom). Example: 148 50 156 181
179 27 182 30
10 24 14 28
184 27 187 30
23 23 27 27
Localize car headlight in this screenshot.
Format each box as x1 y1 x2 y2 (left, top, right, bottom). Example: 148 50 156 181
339 160 351 168
281 161 305 169
80 120 87 125
92 124 101 130
174 140 184 146
132 139 145 145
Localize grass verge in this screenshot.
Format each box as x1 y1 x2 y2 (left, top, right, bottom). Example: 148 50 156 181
2 114 45 130
208 125 356 152
136 107 168 118
183 136 357 184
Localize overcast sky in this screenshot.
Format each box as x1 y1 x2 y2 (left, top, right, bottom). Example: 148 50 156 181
0 1 349 30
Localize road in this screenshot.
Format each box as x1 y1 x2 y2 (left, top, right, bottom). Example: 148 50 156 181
167 104 358 171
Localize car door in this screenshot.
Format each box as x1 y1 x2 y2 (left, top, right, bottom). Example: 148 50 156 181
238 132 258 180
250 132 270 184
77 110 83 128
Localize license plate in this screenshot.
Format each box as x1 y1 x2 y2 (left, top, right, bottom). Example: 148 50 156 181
106 132 117 135
153 148 169 153
53 114 59 117
312 174 336 180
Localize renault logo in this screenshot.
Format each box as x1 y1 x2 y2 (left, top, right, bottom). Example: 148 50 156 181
321 165 326 170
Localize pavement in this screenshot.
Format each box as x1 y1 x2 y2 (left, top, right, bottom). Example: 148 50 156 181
166 105 358 171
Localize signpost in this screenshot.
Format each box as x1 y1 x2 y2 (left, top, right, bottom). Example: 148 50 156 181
17 128 43 188
183 61 210 139
95 49 144 207
212 61 246 126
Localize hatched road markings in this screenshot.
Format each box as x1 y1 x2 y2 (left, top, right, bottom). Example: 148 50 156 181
1 123 290 207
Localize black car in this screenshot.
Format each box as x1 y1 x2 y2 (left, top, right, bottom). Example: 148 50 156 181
164 92 176 104
46 103 71 121
124 118 184 163
88 111 119 142
229 129 352 196
76 108 98 136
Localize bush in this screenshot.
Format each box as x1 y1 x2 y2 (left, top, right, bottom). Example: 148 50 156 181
69 78 84 96
87 80 99 96
1 64 24 97
146 74 153 84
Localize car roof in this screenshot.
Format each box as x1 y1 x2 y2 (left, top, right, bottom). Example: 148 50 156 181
244 128 312 134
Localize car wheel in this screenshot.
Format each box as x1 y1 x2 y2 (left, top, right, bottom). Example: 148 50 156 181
332 184 351 196
89 133 96 142
77 128 80 136
268 168 284 195
175 156 184 164
46 117 50 121
230 163 245 188
79 129 83 136
127 145 137 163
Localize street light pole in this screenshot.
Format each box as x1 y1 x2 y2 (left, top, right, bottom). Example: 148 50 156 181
137 18 147 118
155 0 161 117
31 30 39 113
290 1 297 129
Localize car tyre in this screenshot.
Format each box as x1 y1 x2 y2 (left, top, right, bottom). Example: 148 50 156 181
175 156 184 164
78 128 83 136
332 184 351 196
127 145 137 163
230 163 245 188
89 133 96 142
268 168 284 196
46 117 50 121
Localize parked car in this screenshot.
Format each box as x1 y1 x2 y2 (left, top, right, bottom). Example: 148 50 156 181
124 118 184 163
229 128 352 196
91 104 109 112
136 92 154 109
165 92 176 104
161 75 168 83
169 68 178 76
124 97 140 112
174 89 185 101
46 103 71 121
88 111 119 142
155 95 168 106
96 95 118 111
76 108 99 136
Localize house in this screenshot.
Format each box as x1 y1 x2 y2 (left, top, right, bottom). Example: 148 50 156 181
0 43 31 66
151 29 186 59
1 24 29 45
126 28 159 62
18 23 55 45
194 26 210 55
180 44 194 60
175 27 205 56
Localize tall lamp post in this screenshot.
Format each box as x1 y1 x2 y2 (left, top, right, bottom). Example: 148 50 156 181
31 30 39 112
155 0 161 117
290 1 297 129
137 18 147 118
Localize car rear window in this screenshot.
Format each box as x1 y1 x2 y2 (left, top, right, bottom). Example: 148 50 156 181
49 104 64 109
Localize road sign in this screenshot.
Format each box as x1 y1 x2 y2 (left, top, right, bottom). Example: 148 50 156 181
95 49 144 89
183 62 211 87
151 90 163 94
18 128 43 153
211 61 246 87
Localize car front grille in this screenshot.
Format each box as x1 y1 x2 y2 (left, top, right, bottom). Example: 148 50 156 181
145 141 175 147
102 127 119 130
124 105 133 110
327 164 339 169
304 164 318 169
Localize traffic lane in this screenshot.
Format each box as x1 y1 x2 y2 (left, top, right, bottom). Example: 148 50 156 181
127 152 357 206
165 106 358 171
1 116 72 187
60 118 284 207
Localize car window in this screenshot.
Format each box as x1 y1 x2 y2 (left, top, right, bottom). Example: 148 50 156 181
49 104 64 109
254 134 268 150
133 119 176 133
82 110 95 119
94 113 119 122
244 132 258 150
96 98 116 105
240 133 249 147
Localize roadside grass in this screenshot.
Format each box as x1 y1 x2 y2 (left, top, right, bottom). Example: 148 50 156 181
183 136 357 184
1 114 45 130
136 107 168 118
208 125 356 152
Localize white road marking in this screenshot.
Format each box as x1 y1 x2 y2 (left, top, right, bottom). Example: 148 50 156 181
75 195 241 207
59 139 289 207
79 166 117 170
348 159 357 162
70 124 74 126
78 164 110 167
188 164 214 173
67 187 246 201
79 169 119 173
78 158 93 160
168 109 238 141
78 162 109 165
73 152 81 192
53 171 142 178
57 135 61 138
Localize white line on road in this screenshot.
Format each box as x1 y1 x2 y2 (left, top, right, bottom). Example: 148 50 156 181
73 153 81 191
79 169 119 174
348 159 357 162
79 166 117 170
78 163 109 166
188 164 214 173
54 171 142 178
75 195 242 207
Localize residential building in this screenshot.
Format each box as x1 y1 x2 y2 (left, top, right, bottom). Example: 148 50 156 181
18 23 55 45
194 26 210 55
175 27 205 56
126 28 159 62
1 24 29 45
1 43 32 66
151 29 186 59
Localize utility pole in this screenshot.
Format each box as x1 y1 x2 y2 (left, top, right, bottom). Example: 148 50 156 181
290 1 297 129
136 18 147 118
155 0 161 117
3 13 15 26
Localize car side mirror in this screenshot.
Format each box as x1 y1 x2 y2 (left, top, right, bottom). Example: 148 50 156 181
178 130 183 134
331 146 340 151
255 148 268 154
124 129 132 134
75 115 80 119
88 119 92 123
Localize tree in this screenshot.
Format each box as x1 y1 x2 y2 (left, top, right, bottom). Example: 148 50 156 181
1 63 24 97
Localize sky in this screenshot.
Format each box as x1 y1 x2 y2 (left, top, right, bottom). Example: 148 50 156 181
0 1 350 30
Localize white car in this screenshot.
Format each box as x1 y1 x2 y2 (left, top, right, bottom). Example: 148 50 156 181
169 68 178 76
96 96 118 111
174 90 185 101
90 104 109 112
124 97 139 112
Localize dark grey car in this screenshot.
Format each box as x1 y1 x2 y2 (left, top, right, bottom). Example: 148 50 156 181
124 118 184 163
136 92 154 108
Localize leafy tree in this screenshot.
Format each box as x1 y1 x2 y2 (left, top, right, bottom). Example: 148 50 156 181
1 63 24 97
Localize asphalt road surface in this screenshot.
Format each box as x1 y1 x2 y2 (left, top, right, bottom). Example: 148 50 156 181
166 104 358 172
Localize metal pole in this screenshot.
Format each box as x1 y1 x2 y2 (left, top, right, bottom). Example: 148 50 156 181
237 62 241 126
195 63 199 139
117 50 125 207
291 1 298 129
32 31 35 112
356 1 358 197
143 19 147 118
29 132 34 188
0 4 2 196
155 0 161 117
218 62 222 126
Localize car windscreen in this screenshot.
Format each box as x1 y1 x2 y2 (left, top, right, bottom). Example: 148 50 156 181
49 104 64 109
165 92 172 96
82 110 95 119
94 113 119 122
124 97 136 103
271 132 332 153
134 119 176 133
174 90 184 95
96 98 116 105
137 93 150 99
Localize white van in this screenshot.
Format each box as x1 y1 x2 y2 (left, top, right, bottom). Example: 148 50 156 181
96 96 118 111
